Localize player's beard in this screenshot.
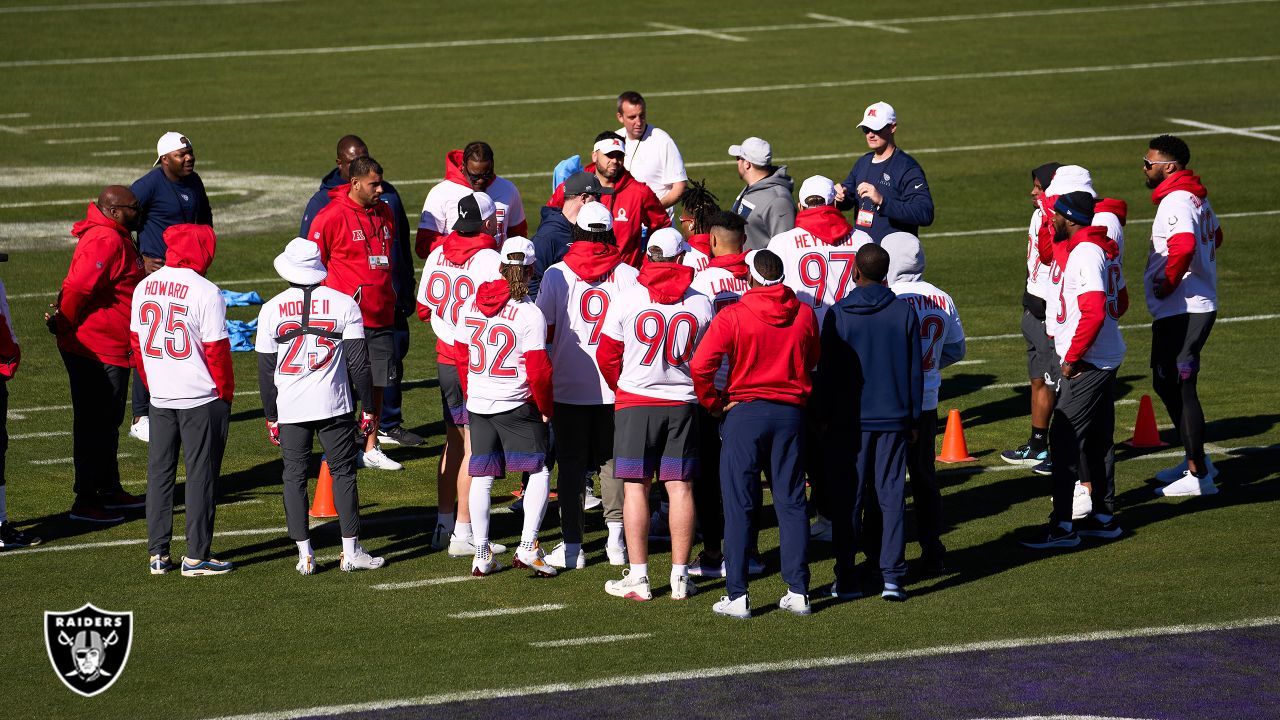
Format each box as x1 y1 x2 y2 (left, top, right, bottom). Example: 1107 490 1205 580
1053 222 1070 241
1145 174 1162 190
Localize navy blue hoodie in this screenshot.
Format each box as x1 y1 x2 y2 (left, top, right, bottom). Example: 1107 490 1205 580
529 204 573 299
837 149 934 242
817 283 922 431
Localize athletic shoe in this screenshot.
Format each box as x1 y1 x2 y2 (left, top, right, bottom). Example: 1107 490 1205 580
69 504 124 523
181 557 234 576
509 496 524 514
0 522 41 549
584 489 603 511
377 426 424 447
148 554 173 575
1072 482 1093 520
471 555 503 577
918 556 946 576
359 447 402 471
513 543 558 577
448 537 508 558
670 573 697 600
101 491 145 510
688 553 725 578
430 523 450 551
1074 514 1123 539
1031 459 1053 476
1155 456 1218 484
809 515 833 542
544 542 586 570
1156 471 1218 497
648 509 671 541
128 416 150 443
296 555 317 575
881 583 907 602
779 591 811 616
606 539 628 566
712 594 751 619
604 570 652 601
1019 524 1080 549
1000 443 1048 466
828 580 863 601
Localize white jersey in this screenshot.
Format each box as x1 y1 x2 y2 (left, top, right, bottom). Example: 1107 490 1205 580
255 286 365 424
130 267 227 410
601 283 714 403
1026 207 1054 300
1051 242 1126 370
457 297 547 415
1146 190 1218 319
767 228 871 327
617 125 686 207
691 265 750 390
890 280 965 411
534 259 640 405
418 178 525 244
418 245 503 356
682 246 710 272
1093 212 1125 256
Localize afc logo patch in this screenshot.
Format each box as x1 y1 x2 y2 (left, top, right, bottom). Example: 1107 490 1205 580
45 603 134 697
352 229 366 242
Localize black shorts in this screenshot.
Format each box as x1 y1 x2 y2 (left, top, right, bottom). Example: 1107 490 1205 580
468 403 549 477
1151 311 1215 380
366 326 397 388
614 404 698 482
437 363 468 427
1022 309 1060 385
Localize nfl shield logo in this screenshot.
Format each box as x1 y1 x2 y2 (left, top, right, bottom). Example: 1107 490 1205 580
44 603 133 697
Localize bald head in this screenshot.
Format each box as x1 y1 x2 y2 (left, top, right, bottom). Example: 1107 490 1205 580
336 135 370 181
98 185 140 231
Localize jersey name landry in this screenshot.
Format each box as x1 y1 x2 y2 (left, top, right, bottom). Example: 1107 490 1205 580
276 298 332 318
142 280 190 299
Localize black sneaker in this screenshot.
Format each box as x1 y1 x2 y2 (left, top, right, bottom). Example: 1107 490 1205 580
1075 514 1123 539
1031 459 1053 476
377 426 424 447
1020 523 1080 549
1000 444 1048 466
0 522 42 550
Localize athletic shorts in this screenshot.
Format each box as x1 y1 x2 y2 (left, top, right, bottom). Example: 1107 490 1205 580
468 402 549 477
437 363 468 427
366 326 397 388
613 404 698 482
1022 309 1061 385
1151 311 1215 380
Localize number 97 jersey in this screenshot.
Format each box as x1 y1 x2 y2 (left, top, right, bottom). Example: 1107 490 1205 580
256 285 365 424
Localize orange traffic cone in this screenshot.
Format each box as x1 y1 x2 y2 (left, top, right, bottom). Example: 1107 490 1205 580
309 457 338 518
936 408 976 463
1123 394 1170 448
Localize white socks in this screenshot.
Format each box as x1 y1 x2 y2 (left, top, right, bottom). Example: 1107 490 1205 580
469 476 495 557
341 536 357 557
453 521 473 543
296 539 313 559
630 562 648 578
672 563 687 580
607 520 624 547
520 467 551 547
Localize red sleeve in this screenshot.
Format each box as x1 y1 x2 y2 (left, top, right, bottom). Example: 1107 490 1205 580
1036 221 1055 266
0 315 19 380
416 300 433 323
130 332 148 388
204 338 234 403
547 182 567 209
508 220 529 240
1116 286 1130 318
58 235 115 328
690 314 731 413
312 214 334 265
453 340 470 397
1065 291 1106 363
1164 232 1196 289
595 335 624 392
524 349 554 417
415 227 441 260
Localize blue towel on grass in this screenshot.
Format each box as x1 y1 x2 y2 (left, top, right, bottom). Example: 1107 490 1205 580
221 289 263 307
226 319 257 352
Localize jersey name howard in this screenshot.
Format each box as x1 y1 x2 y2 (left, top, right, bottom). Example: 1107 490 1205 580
142 280 189 299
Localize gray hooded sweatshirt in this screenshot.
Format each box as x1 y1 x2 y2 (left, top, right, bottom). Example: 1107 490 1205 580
730 165 796 250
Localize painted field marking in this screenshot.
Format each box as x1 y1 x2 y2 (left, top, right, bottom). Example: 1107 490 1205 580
530 632 654 649
31 452 131 465
202 615 1280 720
371 576 480 591
0 187 248 210
43 136 120 145
9 430 72 440
953 359 987 366
0 0 294 13
90 148 166 157
1168 117 1280 142
6 404 72 420
967 312 1279 344
447 603 566 620
806 13 911 33
7 276 277 301
645 21 747 42
0 113 31 120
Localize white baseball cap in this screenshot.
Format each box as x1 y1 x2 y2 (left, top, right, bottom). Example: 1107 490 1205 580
858 101 896 132
1043 165 1098 198
593 136 626 156
728 137 772 166
576 202 613 232
647 227 687 258
798 175 836 207
499 236 536 266
154 131 192 165
273 237 327 286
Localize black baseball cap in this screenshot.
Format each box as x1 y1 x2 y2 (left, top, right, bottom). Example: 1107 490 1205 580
453 192 496 233
563 171 614 198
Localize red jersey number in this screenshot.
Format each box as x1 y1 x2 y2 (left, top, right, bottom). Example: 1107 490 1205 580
579 288 610 345
634 310 699 367
275 319 338 375
465 318 519 378
920 314 945 372
423 272 476 325
139 301 193 360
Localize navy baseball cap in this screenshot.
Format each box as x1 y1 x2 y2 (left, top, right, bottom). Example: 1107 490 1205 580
563 171 613 198
1054 191 1096 226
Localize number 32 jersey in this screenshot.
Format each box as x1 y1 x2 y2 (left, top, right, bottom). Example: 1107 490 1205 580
255 286 365 424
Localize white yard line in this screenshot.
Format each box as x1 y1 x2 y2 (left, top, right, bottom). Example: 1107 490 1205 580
0 113 31 120
968 312 1279 343
9 430 72 440
806 13 911 34
43 136 120 145
880 0 1275 25
371 576 480 591
7 404 72 419
203 615 1280 720
953 359 987 366
645 21 747 42
31 452 131 465
1167 117 1280 143
7 276 277 302
0 0 294 13
530 633 654 649
1 188 248 210
447 603 566 620
89 148 165 157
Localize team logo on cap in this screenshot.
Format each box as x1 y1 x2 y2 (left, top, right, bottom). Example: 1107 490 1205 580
45 603 134 697
867 108 877 117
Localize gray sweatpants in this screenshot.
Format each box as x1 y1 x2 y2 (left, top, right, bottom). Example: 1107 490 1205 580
146 399 230 559
279 415 360 540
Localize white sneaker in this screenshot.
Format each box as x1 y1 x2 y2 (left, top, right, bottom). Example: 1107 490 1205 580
448 537 508 558
340 546 385 571
809 515 833 542
604 569 652 601
296 555 316 575
1155 456 1218 484
712 594 751 619
544 542 586 570
670 573 697 600
1156 470 1219 497
129 417 150 443
584 491 603 511
360 447 402 471
779 591 811 616
471 555 503 576
688 555 725 578
513 543 558 577
430 523 450 551
606 540 628 566
1072 482 1093 520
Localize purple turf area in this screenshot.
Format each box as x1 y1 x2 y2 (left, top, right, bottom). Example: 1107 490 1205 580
302 624 1280 720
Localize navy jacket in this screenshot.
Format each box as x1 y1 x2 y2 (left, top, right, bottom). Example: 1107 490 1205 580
817 283 922 432
300 168 415 318
837 149 934 242
530 205 573 299
131 167 213 259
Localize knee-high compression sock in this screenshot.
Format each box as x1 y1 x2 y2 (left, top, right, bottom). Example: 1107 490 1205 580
469 476 495 559
520 466 551 550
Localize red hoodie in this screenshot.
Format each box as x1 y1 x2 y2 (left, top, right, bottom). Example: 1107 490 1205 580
415 150 529 257
1094 198 1128 226
1151 170 1218 290
1057 225 1125 363
1034 193 1058 267
310 184 397 328
563 241 624 284
707 251 750 279
452 279 554 418
795 205 854 245
595 262 696 406
686 233 712 259
547 163 671 267
56 203 146 367
691 283 820 414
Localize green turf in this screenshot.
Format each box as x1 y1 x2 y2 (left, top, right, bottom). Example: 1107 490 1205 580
1 1 1278 718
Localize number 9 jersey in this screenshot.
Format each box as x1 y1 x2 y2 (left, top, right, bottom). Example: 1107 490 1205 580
256 286 365 423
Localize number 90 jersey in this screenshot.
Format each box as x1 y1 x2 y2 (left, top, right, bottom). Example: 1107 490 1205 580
255 286 365 424
130 266 228 410
601 284 714 404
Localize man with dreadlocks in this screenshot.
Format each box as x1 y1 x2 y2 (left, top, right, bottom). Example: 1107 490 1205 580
415 141 527 257
453 237 557 578
678 179 720 272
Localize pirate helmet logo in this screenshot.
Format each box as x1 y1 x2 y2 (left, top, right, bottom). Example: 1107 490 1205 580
44 603 133 697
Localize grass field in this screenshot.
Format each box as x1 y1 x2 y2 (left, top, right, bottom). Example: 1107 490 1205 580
2 1 1279 718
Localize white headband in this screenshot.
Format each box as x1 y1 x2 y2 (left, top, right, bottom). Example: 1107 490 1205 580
745 249 782 286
